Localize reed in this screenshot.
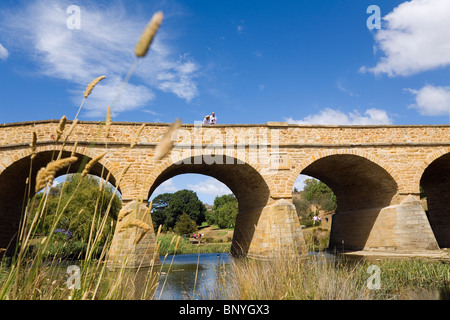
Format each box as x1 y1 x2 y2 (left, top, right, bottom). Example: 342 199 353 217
30 131 37 160
84 76 106 99
0 10 185 301
105 106 111 138
81 152 107 178
153 119 182 160
35 156 78 192
55 116 67 142
130 124 145 148
135 11 164 58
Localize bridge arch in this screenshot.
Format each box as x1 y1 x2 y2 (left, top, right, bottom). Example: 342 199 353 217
0 146 122 254
288 149 403 195
289 150 400 251
419 148 450 248
147 154 271 257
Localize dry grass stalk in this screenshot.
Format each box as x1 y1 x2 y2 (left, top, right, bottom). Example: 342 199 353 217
119 218 151 233
65 119 78 141
84 76 106 99
142 201 152 220
56 116 67 141
174 236 181 251
117 208 133 222
99 171 111 192
30 131 37 160
130 124 146 148
153 119 181 160
81 152 107 177
35 156 78 192
71 141 78 157
134 229 150 245
105 106 111 137
135 11 164 57
156 224 162 238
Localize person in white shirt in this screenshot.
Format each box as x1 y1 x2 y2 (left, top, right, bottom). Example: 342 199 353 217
202 115 210 125
210 112 217 125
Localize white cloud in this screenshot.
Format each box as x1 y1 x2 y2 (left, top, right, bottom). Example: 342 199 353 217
293 175 311 191
187 177 232 197
79 76 155 117
0 43 9 60
154 178 178 194
285 108 392 125
362 0 450 77
0 0 200 117
406 85 450 116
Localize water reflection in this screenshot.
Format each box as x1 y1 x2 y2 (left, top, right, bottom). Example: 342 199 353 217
127 251 450 300
155 253 231 300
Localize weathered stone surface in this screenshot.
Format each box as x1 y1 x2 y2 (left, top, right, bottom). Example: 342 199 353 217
106 201 160 269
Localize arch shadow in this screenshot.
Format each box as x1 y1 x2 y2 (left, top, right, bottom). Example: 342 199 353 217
299 154 398 251
0 150 119 255
420 152 450 248
148 155 271 257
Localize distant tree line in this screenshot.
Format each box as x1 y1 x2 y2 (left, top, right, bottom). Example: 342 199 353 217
151 190 238 235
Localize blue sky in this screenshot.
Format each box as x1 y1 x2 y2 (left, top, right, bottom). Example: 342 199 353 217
1 0 450 204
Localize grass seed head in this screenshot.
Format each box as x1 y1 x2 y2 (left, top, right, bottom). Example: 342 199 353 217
135 11 164 57
153 119 181 160
35 156 78 192
81 152 107 177
84 76 106 99
56 116 67 141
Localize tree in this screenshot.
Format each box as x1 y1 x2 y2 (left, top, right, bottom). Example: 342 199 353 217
174 213 198 236
32 174 121 245
151 189 206 231
209 194 238 229
151 193 174 229
303 179 336 212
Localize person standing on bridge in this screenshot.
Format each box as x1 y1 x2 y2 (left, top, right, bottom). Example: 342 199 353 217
210 112 217 125
202 115 211 125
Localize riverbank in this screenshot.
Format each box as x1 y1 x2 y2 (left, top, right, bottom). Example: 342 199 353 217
158 228 232 255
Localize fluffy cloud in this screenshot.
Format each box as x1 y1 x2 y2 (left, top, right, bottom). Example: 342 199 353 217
187 177 231 196
155 178 179 193
362 0 450 77
0 43 8 61
285 108 392 125
0 0 200 117
406 85 450 116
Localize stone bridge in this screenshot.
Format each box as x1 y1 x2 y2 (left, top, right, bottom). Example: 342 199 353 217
0 120 449 266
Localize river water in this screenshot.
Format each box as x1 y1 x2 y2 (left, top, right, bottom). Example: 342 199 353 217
151 252 450 300
155 252 231 300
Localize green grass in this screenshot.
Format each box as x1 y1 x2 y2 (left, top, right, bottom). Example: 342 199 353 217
208 253 450 300
157 232 231 255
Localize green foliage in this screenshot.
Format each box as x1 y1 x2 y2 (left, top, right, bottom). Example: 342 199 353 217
30 174 121 248
151 189 206 231
303 179 337 211
173 213 198 236
293 179 336 221
207 194 238 229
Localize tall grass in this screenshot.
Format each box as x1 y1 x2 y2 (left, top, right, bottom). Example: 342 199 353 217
208 253 450 300
0 11 175 300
